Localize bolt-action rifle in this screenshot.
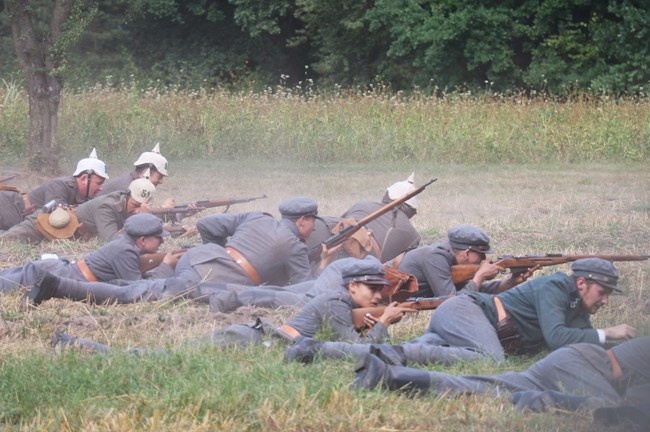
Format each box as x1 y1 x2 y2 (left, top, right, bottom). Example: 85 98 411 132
139 248 189 273
151 194 268 222
351 295 452 332
451 254 650 284
319 179 437 257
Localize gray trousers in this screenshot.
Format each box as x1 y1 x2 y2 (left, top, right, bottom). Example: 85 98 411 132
0 214 44 243
0 259 85 293
423 343 627 408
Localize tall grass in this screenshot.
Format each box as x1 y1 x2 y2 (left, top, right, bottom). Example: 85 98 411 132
1 81 649 165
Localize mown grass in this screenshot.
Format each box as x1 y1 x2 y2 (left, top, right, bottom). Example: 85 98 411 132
0 162 648 431
1 82 649 167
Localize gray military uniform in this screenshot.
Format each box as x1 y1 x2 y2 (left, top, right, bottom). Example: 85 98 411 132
387 241 501 297
291 265 611 367
75 191 130 242
196 211 312 286
0 233 173 293
98 171 138 196
207 256 376 313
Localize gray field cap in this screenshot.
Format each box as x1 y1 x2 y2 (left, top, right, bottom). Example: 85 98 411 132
448 224 494 254
124 213 170 238
341 256 391 286
572 258 620 292
279 196 319 218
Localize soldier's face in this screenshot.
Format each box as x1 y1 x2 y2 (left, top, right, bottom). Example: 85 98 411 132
80 173 105 199
138 235 164 254
127 198 143 215
296 215 316 241
577 279 612 314
348 281 383 307
148 170 164 186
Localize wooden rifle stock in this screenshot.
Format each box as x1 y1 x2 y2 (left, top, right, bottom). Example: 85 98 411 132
149 206 206 216
324 178 437 251
450 253 650 284
139 248 188 273
351 295 452 331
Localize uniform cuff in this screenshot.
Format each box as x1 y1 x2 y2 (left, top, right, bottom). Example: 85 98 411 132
596 329 606 344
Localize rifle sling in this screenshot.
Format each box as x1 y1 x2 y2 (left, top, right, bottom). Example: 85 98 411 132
77 260 98 282
225 246 262 285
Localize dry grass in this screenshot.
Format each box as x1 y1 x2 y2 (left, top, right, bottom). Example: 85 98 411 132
0 161 648 430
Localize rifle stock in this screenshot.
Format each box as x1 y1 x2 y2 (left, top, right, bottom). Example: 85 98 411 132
351 295 452 331
450 253 650 284
324 178 437 251
139 248 188 273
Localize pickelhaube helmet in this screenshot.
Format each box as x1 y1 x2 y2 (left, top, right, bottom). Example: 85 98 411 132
73 148 109 179
133 143 168 176
386 172 418 209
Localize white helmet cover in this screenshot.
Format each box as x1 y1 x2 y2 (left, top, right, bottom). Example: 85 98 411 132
128 178 156 204
73 148 109 179
386 172 418 209
133 142 168 176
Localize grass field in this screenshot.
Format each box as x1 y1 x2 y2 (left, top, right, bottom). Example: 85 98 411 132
0 160 648 431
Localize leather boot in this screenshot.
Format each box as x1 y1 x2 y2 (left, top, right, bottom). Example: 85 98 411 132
27 270 59 305
370 344 407 366
352 353 432 393
51 331 113 353
283 337 324 363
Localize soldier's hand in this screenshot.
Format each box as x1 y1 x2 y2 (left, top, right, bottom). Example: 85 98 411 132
363 313 379 330
508 265 542 285
378 302 417 327
604 324 637 340
138 203 152 213
474 260 503 284
319 243 344 270
161 198 175 208
162 250 184 268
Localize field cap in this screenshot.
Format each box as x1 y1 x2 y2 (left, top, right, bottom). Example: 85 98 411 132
342 256 390 286
572 258 620 292
448 224 494 254
73 148 109 179
279 196 319 218
386 172 418 209
125 213 170 238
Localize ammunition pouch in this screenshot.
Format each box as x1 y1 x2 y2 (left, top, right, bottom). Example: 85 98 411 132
382 266 419 303
331 217 381 259
495 316 524 355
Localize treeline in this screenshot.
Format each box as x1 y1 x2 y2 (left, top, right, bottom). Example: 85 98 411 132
1 0 650 94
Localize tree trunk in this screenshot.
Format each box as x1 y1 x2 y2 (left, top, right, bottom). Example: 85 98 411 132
7 0 75 175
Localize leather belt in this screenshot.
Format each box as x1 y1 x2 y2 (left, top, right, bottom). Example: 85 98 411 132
607 349 623 379
225 246 262 285
77 260 98 282
494 296 508 321
278 324 302 340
